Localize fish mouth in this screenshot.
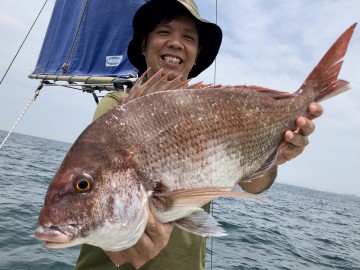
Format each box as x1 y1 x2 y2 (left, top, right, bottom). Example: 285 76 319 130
35 224 81 248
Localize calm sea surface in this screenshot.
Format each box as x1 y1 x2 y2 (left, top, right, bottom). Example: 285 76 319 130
0 130 359 270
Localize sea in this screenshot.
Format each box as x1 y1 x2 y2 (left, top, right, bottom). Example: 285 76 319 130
0 129 359 270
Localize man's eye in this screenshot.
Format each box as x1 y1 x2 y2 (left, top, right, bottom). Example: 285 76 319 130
157 30 169 35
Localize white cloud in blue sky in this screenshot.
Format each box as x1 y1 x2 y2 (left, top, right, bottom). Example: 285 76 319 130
0 0 359 195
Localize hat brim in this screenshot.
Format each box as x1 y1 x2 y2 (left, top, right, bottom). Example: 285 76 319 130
128 0 222 78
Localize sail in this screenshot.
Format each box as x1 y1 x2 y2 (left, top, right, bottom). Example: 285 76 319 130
31 0 147 79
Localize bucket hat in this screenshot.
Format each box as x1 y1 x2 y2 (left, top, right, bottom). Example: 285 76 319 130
127 0 222 78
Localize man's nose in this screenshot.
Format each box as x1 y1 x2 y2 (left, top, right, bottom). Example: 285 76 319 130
166 35 184 49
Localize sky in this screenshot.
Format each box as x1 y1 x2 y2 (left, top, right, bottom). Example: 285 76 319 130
0 0 359 196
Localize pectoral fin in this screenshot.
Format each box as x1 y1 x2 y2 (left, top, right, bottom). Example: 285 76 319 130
152 187 264 209
150 187 266 227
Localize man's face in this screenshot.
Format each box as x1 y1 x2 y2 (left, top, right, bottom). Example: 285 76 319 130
142 15 200 81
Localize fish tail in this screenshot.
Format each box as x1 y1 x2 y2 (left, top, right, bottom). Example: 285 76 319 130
298 23 356 102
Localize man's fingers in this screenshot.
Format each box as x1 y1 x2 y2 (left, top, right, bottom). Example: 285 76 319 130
280 141 305 162
145 211 173 245
104 250 126 267
105 241 151 268
284 130 310 147
104 210 174 269
295 117 315 137
129 213 173 268
306 102 323 120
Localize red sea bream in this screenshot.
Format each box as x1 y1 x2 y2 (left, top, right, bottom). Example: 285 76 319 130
35 24 356 251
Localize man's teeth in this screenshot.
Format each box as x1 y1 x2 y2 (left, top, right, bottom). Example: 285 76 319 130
163 56 181 64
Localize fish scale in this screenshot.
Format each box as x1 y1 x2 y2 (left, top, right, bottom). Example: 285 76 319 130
35 23 356 251
125 88 290 188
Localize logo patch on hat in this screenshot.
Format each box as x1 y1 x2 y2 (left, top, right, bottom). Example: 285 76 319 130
106 55 123 67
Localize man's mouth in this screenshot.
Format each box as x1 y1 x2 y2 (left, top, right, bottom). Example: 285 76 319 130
162 55 183 64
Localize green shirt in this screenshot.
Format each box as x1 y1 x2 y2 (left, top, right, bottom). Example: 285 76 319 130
75 91 209 270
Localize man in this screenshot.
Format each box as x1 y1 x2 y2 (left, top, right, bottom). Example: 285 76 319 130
76 0 322 269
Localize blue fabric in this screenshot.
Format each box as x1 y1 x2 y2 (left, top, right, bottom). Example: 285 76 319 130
34 0 145 77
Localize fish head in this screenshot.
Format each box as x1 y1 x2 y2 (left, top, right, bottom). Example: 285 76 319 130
35 138 149 251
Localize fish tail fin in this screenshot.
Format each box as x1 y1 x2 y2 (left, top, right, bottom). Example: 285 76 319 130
298 23 356 102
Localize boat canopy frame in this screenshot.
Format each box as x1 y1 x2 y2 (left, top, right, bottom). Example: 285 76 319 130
29 0 147 94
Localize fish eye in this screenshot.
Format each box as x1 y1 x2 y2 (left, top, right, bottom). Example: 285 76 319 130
72 173 94 193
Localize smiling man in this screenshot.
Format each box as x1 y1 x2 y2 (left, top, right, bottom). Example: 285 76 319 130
75 0 323 269
142 15 199 80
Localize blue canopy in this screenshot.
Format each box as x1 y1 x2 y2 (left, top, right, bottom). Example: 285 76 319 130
33 0 147 78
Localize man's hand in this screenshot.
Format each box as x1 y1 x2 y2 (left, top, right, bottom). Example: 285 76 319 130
105 207 173 269
276 102 323 165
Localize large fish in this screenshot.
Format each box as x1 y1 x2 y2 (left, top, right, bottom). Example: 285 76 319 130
35 24 356 251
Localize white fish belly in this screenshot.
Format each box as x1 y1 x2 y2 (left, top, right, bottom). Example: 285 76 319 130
153 141 258 190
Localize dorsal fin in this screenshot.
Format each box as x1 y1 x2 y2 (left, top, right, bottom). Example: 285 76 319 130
119 68 296 106
238 85 293 99
121 68 190 104
120 68 229 105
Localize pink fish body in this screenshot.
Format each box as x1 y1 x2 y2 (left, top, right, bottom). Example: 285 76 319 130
35 24 356 251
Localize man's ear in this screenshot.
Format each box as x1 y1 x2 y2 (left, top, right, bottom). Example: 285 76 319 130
194 46 201 65
142 37 147 56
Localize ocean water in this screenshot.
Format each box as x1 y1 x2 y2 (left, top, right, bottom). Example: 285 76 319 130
0 130 359 270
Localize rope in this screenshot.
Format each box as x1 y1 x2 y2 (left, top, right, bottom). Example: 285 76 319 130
0 83 43 150
0 0 49 86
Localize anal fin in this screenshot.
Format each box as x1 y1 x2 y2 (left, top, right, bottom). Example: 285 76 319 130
239 146 278 194
239 166 278 194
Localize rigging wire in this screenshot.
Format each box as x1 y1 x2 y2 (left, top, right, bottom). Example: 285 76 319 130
210 0 218 269
0 83 43 150
212 0 218 86
0 0 48 150
62 0 90 74
0 0 49 86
